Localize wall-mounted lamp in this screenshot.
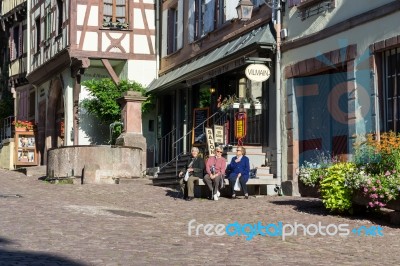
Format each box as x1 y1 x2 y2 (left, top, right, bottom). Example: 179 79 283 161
236 0 254 21
209 87 216 94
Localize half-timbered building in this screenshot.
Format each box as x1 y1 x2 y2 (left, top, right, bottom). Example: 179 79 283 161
24 0 156 164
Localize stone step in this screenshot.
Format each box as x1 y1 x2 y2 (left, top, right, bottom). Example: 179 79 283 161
256 166 271 175
256 173 274 179
16 165 47 177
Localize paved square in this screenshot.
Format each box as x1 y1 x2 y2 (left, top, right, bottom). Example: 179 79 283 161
0 169 398 265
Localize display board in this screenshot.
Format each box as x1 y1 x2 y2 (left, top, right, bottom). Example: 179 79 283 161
15 131 38 166
192 108 209 146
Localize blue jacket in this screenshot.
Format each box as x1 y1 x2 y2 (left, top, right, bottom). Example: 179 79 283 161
227 156 250 182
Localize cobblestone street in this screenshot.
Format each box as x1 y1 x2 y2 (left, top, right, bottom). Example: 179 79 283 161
0 169 399 265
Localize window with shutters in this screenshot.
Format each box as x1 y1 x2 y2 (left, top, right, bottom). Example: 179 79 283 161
9 23 23 61
45 9 52 42
103 0 129 29
167 8 178 54
217 0 226 27
381 48 400 132
195 0 206 39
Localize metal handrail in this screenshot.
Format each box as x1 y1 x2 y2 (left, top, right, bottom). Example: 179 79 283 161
156 110 228 176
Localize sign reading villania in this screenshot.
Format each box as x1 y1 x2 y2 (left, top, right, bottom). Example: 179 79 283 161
245 64 271 82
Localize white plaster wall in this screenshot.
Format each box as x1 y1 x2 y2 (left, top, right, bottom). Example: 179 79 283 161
88 6 99 26
79 68 111 145
83 32 99 51
134 35 151 54
134 8 145 29
146 9 155 30
284 0 394 40
283 12 400 69
77 5 87 26
127 60 157 87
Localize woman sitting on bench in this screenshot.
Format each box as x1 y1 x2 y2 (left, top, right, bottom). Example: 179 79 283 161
227 147 250 199
203 146 226 201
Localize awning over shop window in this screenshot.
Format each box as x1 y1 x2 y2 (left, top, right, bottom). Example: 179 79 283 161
147 23 276 93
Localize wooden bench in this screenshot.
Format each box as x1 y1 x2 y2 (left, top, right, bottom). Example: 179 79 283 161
196 178 279 195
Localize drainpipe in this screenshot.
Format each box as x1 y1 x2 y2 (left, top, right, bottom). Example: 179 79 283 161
273 0 282 190
155 0 160 77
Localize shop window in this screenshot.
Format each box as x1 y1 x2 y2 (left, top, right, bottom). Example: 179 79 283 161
103 0 128 29
382 48 400 132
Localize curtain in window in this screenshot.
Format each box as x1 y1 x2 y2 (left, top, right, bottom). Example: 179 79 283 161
104 0 114 22
116 0 126 23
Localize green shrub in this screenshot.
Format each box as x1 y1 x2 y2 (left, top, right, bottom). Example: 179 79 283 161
320 163 356 212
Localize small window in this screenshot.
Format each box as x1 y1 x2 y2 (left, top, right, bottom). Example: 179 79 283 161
217 0 226 27
103 0 129 29
45 10 52 40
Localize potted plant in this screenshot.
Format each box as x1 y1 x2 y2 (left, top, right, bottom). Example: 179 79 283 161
12 120 35 131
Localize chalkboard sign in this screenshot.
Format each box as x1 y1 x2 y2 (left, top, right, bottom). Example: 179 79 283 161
192 108 209 146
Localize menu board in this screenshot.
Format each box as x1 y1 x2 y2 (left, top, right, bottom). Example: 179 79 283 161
192 108 209 146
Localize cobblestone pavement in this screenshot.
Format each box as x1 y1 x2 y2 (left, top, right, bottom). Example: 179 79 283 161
0 169 399 265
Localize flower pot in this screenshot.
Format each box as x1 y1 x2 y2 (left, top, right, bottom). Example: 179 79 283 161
15 127 29 132
254 103 262 110
232 103 240 109
298 180 321 198
243 103 251 109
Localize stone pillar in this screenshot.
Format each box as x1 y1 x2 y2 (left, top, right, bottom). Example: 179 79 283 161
115 91 147 174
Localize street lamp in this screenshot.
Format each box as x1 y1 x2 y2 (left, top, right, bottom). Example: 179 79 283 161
236 0 254 21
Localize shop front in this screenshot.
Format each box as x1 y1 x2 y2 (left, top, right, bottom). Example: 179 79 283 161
148 24 277 166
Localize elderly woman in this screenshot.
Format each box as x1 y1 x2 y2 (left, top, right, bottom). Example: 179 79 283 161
179 147 205 201
227 147 250 199
203 146 226 201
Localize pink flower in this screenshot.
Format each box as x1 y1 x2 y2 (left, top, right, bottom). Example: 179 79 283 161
364 187 368 193
368 202 374 207
379 202 386 207
376 180 381 184
385 171 391 176
371 187 376 191
367 179 371 185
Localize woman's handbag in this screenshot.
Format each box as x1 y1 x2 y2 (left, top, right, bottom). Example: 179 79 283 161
234 177 241 191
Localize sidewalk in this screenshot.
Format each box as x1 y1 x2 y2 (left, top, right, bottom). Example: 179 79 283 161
0 169 398 265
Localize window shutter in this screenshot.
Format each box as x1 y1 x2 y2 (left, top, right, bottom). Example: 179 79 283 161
9 28 14 60
19 23 23 57
203 0 215 34
188 0 195 43
161 9 168 57
225 0 238 21
177 0 183 50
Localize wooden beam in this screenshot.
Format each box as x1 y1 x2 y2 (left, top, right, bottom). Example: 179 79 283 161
101 58 120 84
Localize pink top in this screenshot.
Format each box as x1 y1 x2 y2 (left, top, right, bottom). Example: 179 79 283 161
205 156 227 176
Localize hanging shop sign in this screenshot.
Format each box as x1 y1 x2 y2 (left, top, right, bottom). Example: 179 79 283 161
235 112 247 140
214 125 224 144
245 64 271 82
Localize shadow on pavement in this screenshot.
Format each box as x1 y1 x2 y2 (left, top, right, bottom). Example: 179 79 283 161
270 198 329 216
270 198 400 228
0 236 86 265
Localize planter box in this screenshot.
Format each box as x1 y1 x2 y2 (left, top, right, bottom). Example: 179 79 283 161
243 103 251 109
298 180 321 198
232 103 240 109
254 103 262 110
